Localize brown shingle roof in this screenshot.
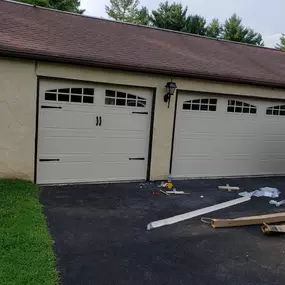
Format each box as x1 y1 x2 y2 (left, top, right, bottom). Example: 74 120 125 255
1 0 285 88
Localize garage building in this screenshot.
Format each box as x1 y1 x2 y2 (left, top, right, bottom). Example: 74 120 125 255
1 0 285 184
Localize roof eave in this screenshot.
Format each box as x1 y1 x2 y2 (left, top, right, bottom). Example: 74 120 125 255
1 48 285 90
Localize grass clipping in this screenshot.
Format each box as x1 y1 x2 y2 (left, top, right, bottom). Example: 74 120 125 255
0 179 58 285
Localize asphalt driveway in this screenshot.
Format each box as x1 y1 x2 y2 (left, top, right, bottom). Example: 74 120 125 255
40 177 285 285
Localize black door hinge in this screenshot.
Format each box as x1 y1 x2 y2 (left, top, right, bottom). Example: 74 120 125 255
41 106 62 109
39 159 60 162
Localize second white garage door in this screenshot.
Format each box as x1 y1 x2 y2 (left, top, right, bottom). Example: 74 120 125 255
172 92 285 178
37 79 153 184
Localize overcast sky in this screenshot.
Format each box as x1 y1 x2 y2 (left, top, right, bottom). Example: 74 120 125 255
80 0 284 47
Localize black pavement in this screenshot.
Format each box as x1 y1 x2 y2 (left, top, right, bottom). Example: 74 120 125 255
40 177 285 285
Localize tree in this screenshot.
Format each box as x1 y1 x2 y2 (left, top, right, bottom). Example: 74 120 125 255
184 14 207 35
15 0 48 6
135 6 150 25
15 0 84 13
150 1 187 31
222 14 263 46
49 0 84 14
276 34 285 50
105 1 265 45
106 0 139 22
206 18 223 38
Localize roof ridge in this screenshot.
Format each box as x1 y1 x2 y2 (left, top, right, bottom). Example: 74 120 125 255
3 0 284 54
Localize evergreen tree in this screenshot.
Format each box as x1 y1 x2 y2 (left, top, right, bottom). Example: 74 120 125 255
150 1 187 31
206 18 223 38
15 0 84 14
222 14 263 46
276 34 285 50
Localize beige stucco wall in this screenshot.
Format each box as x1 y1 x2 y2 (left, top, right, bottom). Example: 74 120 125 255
0 57 37 180
1 57 285 181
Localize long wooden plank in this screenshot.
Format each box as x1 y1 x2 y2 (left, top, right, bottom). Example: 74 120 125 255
212 212 285 228
147 196 251 230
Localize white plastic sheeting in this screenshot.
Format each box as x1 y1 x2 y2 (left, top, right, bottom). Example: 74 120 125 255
239 187 280 199
269 200 285 207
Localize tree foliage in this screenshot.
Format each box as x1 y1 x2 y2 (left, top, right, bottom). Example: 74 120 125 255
105 0 264 46
106 0 139 22
135 6 150 25
150 1 187 31
222 14 263 46
15 0 84 13
206 18 223 38
49 0 84 13
184 14 207 35
150 3 207 36
15 0 48 6
276 34 285 51
105 0 149 24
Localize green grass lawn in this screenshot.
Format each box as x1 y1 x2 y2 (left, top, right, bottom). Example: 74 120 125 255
0 179 58 285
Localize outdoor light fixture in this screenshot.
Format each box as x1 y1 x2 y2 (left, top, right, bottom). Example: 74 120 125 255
164 80 177 108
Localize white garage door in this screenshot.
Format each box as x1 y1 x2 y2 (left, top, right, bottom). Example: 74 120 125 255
37 79 152 184
172 92 285 178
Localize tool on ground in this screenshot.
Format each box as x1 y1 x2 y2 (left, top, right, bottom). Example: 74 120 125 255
159 189 169 196
147 196 251 230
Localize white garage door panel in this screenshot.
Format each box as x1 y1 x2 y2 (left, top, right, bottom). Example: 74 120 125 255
102 113 148 131
177 138 215 154
40 110 95 129
39 136 94 154
262 140 285 154
98 161 146 181
38 162 94 184
172 93 285 178
101 137 146 154
37 80 152 184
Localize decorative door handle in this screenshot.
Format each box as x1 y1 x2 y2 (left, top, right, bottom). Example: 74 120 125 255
99 116 102 126
96 116 98 126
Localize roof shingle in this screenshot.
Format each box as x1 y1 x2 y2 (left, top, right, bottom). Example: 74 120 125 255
1 0 285 88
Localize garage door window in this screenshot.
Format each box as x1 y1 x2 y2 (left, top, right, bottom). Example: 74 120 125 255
45 88 95 104
105 90 146 107
227 100 257 114
182 98 217 111
266 105 285 116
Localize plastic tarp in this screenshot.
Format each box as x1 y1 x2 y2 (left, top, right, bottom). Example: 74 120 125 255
239 187 280 198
